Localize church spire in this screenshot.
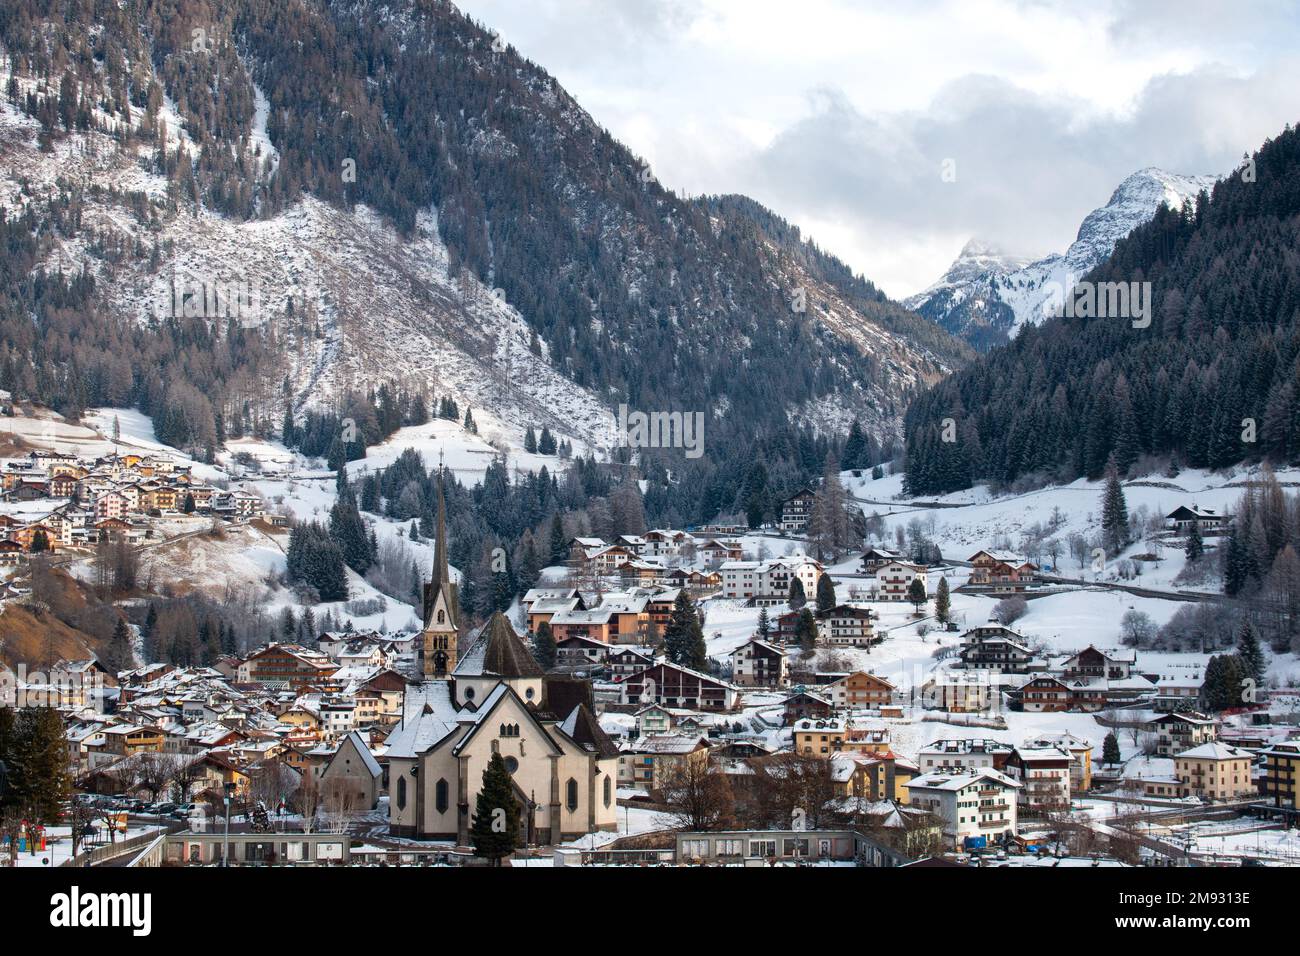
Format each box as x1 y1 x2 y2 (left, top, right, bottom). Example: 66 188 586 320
422 476 460 679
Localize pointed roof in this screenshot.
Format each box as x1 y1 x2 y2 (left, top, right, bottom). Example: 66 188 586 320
558 703 620 758
452 613 544 679
423 478 459 630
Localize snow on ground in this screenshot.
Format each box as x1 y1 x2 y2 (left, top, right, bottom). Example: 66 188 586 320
9 823 164 867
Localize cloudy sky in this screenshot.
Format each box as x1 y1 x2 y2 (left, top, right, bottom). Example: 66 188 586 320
456 0 1300 298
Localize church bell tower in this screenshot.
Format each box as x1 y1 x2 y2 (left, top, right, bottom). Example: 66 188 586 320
421 479 460 679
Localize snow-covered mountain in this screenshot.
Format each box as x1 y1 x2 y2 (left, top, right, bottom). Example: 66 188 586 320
905 168 1220 350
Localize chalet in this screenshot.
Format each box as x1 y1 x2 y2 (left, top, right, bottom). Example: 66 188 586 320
1151 711 1218 757
817 604 876 647
588 545 636 574
779 487 818 533
1005 746 1072 812
1024 733 1094 792
606 647 655 679
618 734 710 791
825 671 895 710
1165 505 1226 534
642 529 692 557
875 561 927 602
555 634 612 668
521 587 582 615
238 644 338 691
1018 675 1090 712
1058 645 1135 681
697 539 744 565
620 661 740 712
720 555 823 605
859 547 905 574
967 550 1039 592
526 594 585 634
957 625 1039 673
633 704 674 736
782 689 834 724
728 639 788 688
619 558 669 587
919 674 996 713
568 537 606 564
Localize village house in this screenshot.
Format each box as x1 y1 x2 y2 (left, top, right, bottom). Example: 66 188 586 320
620 660 740 712
618 734 711 791
916 739 1014 774
1261 741 1300 809
779 487 818 533
818 604 876 647
238 644 339 691
728 638 789 688
1024 733 1094 792
781 689 834 724
905 768 1021 849
825 671 895 710
967 549 1040 592
957 625 1040 673
720 555 824 605
1005 746 1072 813
1151 712 1219 757
1165 505 1226 534
859 547 906 574
875 561 927 602
919 673 996 713
1174 742 1256 801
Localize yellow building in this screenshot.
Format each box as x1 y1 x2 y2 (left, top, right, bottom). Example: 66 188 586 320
1175 742 1254 801
1262 742 1300 808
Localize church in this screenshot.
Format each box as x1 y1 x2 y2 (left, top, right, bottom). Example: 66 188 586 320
387 482 619 844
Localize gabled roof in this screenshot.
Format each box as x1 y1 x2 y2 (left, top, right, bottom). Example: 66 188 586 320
452 612 544 679
556 704 619 759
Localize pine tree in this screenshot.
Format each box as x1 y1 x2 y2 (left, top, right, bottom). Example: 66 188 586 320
815 573 836 613
788 577 806 610
1185 519 1204 561
329 490 373 575
1236 620 1266 684
756 607 771 642
906 577 927 613
10 708 70 824
524 426 537 454
469 752 521 865
548 512 567 564
532 620 556 670
101 617 134 675
1100 454 1129 557
796 608 818 654
934 576 951 624
1102 731 1121 766
665 591 707 668
538 426 556 455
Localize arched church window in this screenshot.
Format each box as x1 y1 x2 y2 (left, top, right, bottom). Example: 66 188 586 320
566 777 579 812
603 775 612 808
435 778 449 814
525 687 535 701
396 776 407 811
437 610 445 623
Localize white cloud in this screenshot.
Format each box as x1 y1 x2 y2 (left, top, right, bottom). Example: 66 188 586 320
457 0 1300 297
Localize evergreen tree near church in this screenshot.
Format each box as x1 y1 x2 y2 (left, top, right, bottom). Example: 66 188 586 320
532 620 556 670
788 577 807 610
470 752 521 866
795 608 818 654
329 488 374 575
1100 454 1129 557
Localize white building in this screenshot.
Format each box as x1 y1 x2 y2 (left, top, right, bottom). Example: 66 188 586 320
905 768 1021 848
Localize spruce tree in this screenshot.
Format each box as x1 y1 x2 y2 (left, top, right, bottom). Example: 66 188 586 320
1236 620 1266 685
532 621 557 670
796 608 818 654
1102 731 1121 766
1100 454 1129 557
1184 519 1204 561
934 576 951 624
665 592 707 668
788 577 806 610
470 752 521 865
815 573 836 613
756 607 771 642
548 513 567 564
102 617 134 675
11 708 70 824
906 578 928 613
524 426 537 454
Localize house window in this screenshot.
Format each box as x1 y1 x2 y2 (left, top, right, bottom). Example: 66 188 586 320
566 778 579 812
396 776 407 811
435 778 449 814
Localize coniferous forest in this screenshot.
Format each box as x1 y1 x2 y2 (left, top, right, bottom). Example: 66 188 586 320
903 123 1300 495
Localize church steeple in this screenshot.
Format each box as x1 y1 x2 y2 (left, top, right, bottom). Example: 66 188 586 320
421 478 460 679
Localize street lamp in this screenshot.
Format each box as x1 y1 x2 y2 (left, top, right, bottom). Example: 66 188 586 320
223 782 235 868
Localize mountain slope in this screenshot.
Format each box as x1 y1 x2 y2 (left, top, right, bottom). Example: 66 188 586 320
902 126 1300 496
906 168 1219 350
0 0 968 461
